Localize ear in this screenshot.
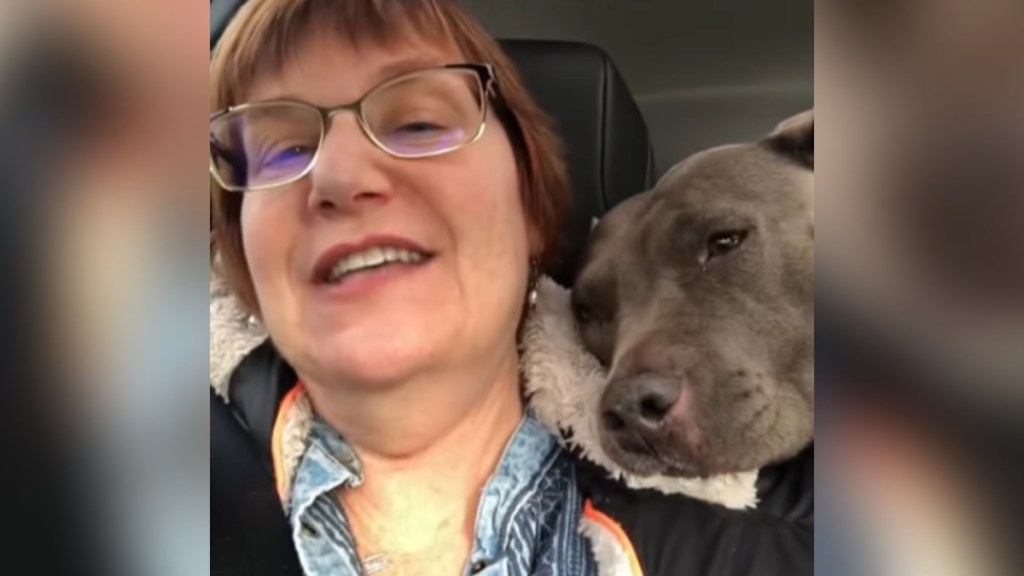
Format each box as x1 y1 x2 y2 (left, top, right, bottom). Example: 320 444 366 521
767 109 813 169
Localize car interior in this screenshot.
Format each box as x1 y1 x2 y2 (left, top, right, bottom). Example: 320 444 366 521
210 1 812 573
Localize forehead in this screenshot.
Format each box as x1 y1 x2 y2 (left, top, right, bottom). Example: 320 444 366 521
656 144 804 217
245 29 462 105
576 192 654 281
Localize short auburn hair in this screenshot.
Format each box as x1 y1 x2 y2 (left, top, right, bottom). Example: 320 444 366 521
210 0 569 315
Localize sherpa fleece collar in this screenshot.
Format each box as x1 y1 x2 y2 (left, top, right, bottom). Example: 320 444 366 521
209 273 759 510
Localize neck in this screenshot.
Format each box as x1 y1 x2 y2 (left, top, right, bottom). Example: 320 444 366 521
304 349 525 559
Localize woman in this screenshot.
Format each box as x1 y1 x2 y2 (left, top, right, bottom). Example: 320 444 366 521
211 1 610 574
210 1 812 576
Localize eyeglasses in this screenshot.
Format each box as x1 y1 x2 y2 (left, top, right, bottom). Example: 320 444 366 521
209 63 496 193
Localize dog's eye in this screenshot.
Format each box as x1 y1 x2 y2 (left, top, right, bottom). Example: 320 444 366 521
707 229 749 258
574 302 593 324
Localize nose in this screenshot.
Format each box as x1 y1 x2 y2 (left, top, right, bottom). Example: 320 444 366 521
600 374 683 433
307 115 393 214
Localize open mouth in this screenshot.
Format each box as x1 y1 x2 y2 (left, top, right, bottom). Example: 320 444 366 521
312 243 435 286
321 246 432 284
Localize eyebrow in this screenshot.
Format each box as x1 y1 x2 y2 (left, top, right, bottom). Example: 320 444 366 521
259 54 452 105
374 54 451 83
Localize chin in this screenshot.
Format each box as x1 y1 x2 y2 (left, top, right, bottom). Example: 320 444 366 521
600 432 729 479
304 324 441 388
608 450 726 479
284 296 449 382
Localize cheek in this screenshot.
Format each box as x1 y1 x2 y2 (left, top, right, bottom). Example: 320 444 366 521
581 324 615 368
239 193 297 297
449 135 529 260
463 182 526 254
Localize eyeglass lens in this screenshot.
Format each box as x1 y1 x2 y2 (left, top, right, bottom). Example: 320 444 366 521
210 68 484 191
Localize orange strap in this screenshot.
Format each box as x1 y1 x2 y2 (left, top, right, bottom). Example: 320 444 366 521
271 383 304 501
583 499 643 576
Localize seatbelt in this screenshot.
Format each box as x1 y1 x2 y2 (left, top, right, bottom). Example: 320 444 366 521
211 388 304 575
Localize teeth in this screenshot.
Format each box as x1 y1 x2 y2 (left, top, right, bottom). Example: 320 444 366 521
326 247 426 283
362 247 385 268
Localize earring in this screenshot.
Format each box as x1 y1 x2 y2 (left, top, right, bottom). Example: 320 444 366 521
246 314 262 331
527 259 540 309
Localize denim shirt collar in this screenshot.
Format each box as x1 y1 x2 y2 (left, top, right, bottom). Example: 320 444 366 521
469 415 562 563
287 412 596 576
289 417 364 524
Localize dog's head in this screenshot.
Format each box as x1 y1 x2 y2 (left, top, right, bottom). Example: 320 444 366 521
572 110 814 478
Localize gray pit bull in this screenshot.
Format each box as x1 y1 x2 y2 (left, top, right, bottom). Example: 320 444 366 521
572 110 814 479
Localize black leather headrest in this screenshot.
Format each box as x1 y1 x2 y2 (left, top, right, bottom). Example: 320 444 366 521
499 40 655 285
211 0 248 49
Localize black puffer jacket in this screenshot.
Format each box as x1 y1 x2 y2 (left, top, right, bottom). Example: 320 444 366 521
575 447 813 575
211 340 813 576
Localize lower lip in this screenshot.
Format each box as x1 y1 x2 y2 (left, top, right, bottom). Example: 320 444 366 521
315 259 432 300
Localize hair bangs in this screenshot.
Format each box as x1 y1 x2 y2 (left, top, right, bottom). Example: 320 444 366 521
213 0 453 109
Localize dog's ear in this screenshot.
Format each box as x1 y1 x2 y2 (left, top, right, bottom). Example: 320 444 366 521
766 109 813 169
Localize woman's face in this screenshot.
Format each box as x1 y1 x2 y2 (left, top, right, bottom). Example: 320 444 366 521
239 31 533 390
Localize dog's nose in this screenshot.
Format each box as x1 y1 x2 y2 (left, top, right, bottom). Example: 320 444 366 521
600 374 682 433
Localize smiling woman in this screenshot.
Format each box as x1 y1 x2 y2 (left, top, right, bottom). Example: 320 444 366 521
210 1 598 575
211 0 567 314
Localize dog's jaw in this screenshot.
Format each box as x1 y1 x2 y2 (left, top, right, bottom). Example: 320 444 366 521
521 277 760 510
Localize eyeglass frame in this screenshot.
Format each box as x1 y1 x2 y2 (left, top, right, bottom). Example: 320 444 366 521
209 62 498 193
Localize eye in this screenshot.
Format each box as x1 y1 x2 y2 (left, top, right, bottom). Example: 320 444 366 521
707 229 750 259
265 145 313 164
573 302 593 324
254 145 316 176
396 121 445 134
